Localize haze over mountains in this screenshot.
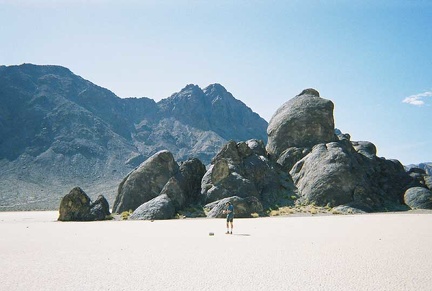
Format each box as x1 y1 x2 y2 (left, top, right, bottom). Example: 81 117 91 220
0 64 267 210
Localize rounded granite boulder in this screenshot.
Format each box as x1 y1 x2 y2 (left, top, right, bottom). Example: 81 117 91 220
129 194 175 220
112 150 179 213
404 187 432 209
266 88 338 158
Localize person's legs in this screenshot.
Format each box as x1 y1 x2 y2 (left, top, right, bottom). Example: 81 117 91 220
226 217 233 234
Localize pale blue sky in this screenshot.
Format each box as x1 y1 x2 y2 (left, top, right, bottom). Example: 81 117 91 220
1 0 431 164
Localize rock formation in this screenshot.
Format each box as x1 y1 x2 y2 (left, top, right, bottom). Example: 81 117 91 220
116 139 295 220
113 152 206 219
63 87 431 219
269 89 418 212
200 139 296 213
407 168 432 190
290 139 414 211
159 158 206 209
266 88 338 158
129 194 176 220
113 150 179 213
89 195 111 221
58 187 110 221
205 196 263 218
290 140 367 207
404 187 432 209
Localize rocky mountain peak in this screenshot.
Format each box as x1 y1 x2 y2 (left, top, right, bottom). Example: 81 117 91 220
203 83 228 94
157 82 268 142
0 64 268 210
171 84 203 98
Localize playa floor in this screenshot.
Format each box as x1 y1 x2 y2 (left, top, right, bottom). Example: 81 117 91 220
1 211 431 290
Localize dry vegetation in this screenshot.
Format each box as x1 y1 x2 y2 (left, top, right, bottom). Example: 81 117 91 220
266 204 332 217
114 204 336 220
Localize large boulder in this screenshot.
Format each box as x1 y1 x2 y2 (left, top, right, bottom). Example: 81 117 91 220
404 187 432 209
290 140 414 211
58 187 92 221
58 187 110 221
202 163 260 203
113 150 179 213
89 195 111 221
201 140 296 208
266 89 337 158
159 158 206 209
265 90 416 212
129 194 175 220
176 158 207 205
276 147 311 172
352 141 377 159
290 141 366 207
205 196 263 218
371 158 418 207
159 177 185 210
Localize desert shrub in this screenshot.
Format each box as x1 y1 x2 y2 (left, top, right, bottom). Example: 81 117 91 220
121 210 133 220
309 207 317 215
267 206 297 216
269 210 280 216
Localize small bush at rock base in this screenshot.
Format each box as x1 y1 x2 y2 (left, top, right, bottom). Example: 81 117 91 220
121 210 133 220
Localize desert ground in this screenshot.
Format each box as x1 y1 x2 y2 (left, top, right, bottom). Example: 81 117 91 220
1 211 431 290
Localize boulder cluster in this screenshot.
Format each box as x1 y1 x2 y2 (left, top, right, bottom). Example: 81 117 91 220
113 152 206 220
58 89 432 220
58 187 110 221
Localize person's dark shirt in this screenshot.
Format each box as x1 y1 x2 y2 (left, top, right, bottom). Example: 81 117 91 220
227 204 234 218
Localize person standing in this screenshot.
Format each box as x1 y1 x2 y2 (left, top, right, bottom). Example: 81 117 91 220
223 201 234 234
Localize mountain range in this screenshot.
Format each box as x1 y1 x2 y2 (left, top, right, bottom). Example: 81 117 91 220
405 163 432 176
0 64 267 210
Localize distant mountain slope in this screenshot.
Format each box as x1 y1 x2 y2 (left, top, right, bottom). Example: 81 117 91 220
0 64 267 210
405 162 432 176
158 83 267 142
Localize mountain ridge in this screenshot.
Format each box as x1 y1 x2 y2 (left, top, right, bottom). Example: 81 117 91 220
0 64 267 210
405 162 432 176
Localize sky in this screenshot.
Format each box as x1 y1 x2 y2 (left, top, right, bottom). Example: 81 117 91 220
1 0 431 165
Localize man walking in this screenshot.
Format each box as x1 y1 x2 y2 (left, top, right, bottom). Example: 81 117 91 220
223 201 234 234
